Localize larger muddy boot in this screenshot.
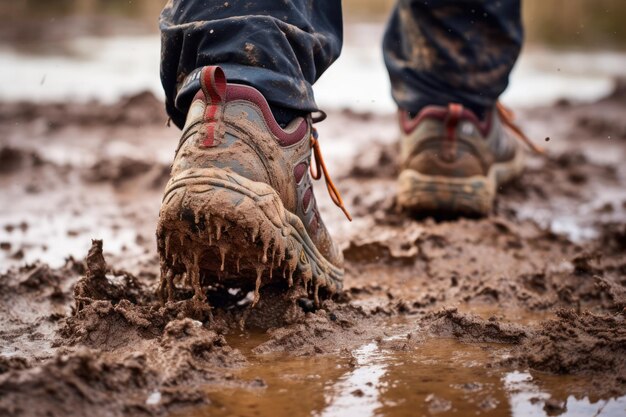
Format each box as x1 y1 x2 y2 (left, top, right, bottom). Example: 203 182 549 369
397 103 541 216
157 66 350 306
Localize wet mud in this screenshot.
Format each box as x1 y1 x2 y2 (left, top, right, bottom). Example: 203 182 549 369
1 86 626 416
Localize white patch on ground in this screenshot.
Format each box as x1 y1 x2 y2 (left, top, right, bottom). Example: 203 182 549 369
145 391 161 406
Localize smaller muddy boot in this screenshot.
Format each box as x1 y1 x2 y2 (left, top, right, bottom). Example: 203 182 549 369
397 103 540 216
157 66 350 305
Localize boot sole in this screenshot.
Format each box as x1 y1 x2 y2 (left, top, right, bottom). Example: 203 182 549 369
397 149 524 216
156 168 343 305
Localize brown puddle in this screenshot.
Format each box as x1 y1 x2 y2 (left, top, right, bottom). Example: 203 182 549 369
178 328 626 417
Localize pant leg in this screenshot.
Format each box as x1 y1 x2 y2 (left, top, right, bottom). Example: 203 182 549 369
160 0 343 129
383 0 523 118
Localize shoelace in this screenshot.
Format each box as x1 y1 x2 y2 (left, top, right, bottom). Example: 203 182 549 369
309 127 352 221
496 102 545 155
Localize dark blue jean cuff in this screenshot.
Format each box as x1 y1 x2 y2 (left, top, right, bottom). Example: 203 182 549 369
171 64 319 129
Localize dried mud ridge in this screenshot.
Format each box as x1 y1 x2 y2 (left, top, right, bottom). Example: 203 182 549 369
1 89 626 416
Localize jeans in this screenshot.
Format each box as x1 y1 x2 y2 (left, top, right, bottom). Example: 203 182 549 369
160 0 523 128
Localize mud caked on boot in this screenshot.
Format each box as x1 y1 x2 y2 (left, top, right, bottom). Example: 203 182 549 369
397 103 541 216
157 66 350 306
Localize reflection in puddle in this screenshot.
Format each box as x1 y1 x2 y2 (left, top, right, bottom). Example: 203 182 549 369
321 342 387 417
337 337 508 417
183 335 626 417
505 371 626 417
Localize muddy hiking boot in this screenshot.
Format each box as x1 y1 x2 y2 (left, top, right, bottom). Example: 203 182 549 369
157 66 350 306
397 102 542 216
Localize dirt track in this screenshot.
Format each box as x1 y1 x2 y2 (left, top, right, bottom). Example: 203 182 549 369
0 86 625 416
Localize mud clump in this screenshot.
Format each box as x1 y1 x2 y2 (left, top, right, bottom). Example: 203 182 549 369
506 309 626 395
525 310 626 374
0 241 248 417
0 262 77 365
74 239 145 310
0 146 43 174
0 350 155 417
252 300 375 356
0 341 222 417
425 308 528 344
343 221 423 264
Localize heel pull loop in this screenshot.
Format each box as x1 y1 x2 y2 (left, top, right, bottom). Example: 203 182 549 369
442 103 464 161
497 102 545 155
199 66 227 148
309 127 352 222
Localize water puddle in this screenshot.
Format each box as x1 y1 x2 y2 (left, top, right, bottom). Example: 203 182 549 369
320 341 388 417
175 330 625 417
504 371 626 417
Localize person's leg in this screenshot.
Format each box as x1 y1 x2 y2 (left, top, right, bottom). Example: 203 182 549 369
383 0 523 119
387 1 529 216
160 0 343 128
157 0 348 304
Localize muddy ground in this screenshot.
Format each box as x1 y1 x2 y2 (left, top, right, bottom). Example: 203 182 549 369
0 85 625 417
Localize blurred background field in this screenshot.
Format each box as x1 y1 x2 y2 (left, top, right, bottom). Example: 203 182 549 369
0 0 625 112
347 0 626 49
1 0 626 49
